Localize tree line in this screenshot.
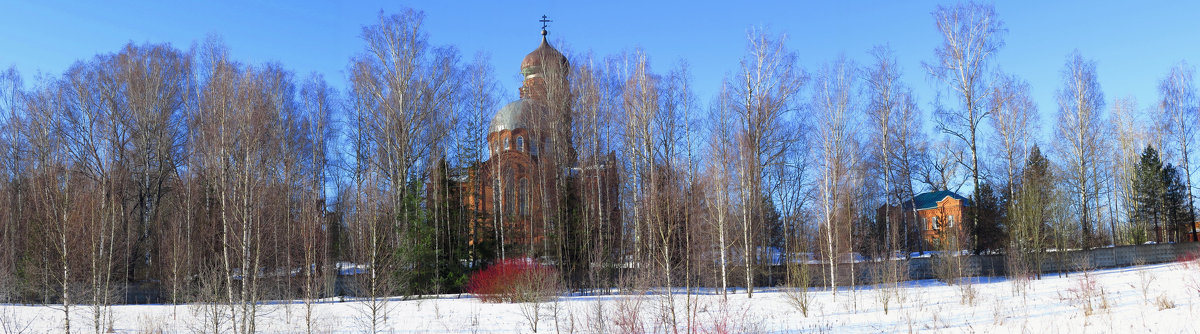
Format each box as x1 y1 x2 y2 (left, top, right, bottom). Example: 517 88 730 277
0 2 1197 332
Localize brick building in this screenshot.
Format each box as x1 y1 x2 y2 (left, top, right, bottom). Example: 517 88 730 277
880 190 971 250
463 27 620 258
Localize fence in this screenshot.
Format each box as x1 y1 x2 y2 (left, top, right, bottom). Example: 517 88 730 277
769 242 1200 287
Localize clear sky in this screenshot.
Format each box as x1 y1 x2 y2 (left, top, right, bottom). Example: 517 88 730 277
2 1 1198 143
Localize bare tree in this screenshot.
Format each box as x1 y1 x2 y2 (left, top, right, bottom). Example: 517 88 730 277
864 45 904 253
1158 62 1197 239
299 74 335 334
988 74 1037 199
26 80 75 334
351 9 460 297
618 50 657 273
1055 50 1106 248
706 81 737 299
917 138 967 193
890 89 928 252
571 53 619 290
728 29 804 297
194 37 297 333
461 53 498 267
0 67 25 303
925 1 1006 240
1110 97 1144 244
812 55 859 295
61 57 121 333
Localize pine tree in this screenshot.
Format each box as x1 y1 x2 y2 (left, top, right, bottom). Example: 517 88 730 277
968 182 1006 254
1162 164 1193 242
1132 146 1165 243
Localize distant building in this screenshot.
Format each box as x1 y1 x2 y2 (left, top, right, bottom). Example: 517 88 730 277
880 190 971 250
461 26 620 258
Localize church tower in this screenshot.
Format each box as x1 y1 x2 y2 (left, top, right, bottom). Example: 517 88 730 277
474 21 572 258
464 18 620 264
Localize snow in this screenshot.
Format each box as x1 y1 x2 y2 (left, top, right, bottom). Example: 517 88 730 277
2 262 1199 333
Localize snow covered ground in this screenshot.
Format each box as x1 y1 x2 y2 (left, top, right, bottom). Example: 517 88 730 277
3 261 1199 333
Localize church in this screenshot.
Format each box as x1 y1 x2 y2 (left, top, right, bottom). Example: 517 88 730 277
463 23 621 260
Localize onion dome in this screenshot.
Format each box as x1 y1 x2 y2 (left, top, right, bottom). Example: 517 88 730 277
520 29 568 76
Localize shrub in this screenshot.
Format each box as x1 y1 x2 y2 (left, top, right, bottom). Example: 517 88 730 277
1180 250 1200 298
467 258 559 303
1177 249 1200 266
1058 269 1108 317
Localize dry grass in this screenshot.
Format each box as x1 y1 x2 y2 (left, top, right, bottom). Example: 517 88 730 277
1154 293 1175 311
1058 264 1109 317
135 313 167 334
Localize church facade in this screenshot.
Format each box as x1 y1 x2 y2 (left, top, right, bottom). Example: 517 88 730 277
463 27 621 259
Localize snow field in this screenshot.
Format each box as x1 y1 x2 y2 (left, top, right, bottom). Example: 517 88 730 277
1 261 1198 333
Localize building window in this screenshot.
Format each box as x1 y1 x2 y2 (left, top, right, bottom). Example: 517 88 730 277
519 178 529 216
517 136 525 152
530 141 538 155
948 215 955 228
504 137 510 150
932 217 940 230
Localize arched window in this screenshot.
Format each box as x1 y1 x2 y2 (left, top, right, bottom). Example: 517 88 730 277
517 136 525 152
519 178 529 216
504 137 510 150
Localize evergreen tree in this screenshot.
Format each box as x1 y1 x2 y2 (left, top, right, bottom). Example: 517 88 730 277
1009 144 1053 278
1132 146 1165 243
1162 164 1194 242
968 182 1006 254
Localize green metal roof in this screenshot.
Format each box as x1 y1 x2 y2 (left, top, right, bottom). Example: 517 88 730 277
905 190 969 211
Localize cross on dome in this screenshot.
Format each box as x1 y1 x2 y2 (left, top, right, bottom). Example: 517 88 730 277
539 15 552 36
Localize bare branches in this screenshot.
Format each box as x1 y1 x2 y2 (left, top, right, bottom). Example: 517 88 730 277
812 55 859 294
926 1 1006 242
729 29 805 298
1158 62 1197 242
988 74 1037 197
1055 50 1106 248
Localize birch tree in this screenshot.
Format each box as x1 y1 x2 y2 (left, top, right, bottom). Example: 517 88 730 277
1055 50 1106 248
349 8 460 297
461 53 498 267
1110 97 1144 243
1158 62 1197 233
925 1 1006 241
812 56 858 294
26 80 75 333
864 45 904 253
890 89 927 252
706 81 736 298
61 58 123 333
729 29 804 297
298 74 334 333
988 74 1037 199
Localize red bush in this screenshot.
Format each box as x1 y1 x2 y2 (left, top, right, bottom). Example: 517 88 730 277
1178 250 1200 266
467 258 559 303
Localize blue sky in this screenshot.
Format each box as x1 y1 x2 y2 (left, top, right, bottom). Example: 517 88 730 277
2 1 1198 143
